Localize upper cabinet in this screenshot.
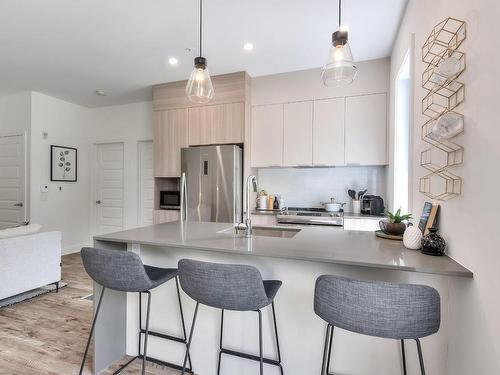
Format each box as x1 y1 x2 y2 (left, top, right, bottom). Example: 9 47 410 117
153 109 188 177
345 93 388 165
251 104 284 168
152 71 250 178
313 98 345 166
188 102 244 145
283 102 313 167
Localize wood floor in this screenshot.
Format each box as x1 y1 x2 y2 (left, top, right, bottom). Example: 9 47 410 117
0 253 182 375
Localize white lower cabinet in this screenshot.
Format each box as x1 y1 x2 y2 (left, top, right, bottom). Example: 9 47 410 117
343 218 381 232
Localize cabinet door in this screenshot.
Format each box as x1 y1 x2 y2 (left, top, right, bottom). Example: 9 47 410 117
345 94 388 165
188 104 224 145
283 101 313 166
188 102 245 145
313 98 345 166
153 209 180 224
251 104 284 167
219 102 245 143
343 218 380 232
153 109 188 177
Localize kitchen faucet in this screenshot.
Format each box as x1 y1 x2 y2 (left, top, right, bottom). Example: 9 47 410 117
236 175 258 237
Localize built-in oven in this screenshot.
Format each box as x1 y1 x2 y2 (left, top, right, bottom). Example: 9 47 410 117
159 190 181 209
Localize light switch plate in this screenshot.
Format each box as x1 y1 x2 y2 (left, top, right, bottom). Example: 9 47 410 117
40 184 49 193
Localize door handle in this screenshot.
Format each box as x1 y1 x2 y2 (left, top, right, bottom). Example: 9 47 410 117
13 202 23 207
96 200 102 204
180 173 188 221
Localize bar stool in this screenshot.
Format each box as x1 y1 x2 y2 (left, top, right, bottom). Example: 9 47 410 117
79 247 194 375
314 275 440 375
178 258 284 375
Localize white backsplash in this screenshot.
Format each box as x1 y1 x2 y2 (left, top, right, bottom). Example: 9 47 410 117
257 166 387 212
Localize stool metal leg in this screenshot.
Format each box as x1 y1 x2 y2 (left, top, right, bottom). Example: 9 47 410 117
217 309 224 375
141 291 152 375
415 339 426 375
271 302 284 375
182 302 199 375
258 309 264 375
401 340 407 375
176 276 193 371
320 324 334 375
79 287 106 375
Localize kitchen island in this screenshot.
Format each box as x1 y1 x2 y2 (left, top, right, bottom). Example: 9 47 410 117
92 221 471 375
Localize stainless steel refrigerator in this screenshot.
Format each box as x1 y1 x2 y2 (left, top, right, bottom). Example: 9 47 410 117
180 145 242 223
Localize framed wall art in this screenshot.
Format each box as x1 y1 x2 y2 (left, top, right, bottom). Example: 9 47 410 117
50 145 77 182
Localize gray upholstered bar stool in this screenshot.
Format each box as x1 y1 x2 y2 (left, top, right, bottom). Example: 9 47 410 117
79 247 194 375
178 258 284 375
314 275 441 375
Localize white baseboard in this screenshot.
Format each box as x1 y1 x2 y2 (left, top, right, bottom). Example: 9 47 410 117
62 242 91 255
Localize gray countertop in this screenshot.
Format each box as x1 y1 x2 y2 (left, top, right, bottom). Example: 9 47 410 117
94 221 472 278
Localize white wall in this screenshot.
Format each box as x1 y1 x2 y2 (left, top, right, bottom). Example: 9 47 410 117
30 92 92 253
27 93 152 254
0 91 31 134
390 1 500 373
88 101 153 233
258 166 386 210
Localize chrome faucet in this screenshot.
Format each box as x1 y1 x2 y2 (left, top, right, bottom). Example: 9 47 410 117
236 175 258 237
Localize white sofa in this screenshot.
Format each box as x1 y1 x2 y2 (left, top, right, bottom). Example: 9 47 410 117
0 230 62 300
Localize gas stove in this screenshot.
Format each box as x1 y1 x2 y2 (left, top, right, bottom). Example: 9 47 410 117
276 207 344 227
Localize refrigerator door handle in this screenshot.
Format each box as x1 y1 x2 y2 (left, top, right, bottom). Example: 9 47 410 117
180 172 188 221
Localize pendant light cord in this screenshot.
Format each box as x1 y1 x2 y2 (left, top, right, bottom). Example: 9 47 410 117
199 0 203 57
338 0 342 28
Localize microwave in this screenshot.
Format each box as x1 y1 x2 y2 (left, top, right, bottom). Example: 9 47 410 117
159 190 181 209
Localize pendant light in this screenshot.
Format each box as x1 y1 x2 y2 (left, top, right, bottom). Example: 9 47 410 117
321 0 358 86
186 0 214 103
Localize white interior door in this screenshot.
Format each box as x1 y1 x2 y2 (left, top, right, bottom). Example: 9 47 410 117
0 134 26 229
94 142 124 235
138 140 154 226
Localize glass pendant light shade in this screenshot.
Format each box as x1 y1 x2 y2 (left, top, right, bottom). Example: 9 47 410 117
322 31 358 86
186 57 214 103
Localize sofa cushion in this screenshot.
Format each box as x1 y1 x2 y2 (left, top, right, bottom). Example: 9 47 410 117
0 224 42 239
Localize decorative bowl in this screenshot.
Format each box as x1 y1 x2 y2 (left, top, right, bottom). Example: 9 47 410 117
379 220 407 236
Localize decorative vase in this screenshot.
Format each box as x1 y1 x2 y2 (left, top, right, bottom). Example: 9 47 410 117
403 224 423 250
421 227 446 256
379 220 407 236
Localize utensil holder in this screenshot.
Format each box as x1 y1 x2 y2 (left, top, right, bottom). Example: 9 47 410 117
353 200 361 214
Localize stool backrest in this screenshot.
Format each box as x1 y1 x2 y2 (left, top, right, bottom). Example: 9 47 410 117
178 259 270 311
81 247 152 292
314 275 440 339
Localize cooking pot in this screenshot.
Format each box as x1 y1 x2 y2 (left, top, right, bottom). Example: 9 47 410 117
321 198 345 212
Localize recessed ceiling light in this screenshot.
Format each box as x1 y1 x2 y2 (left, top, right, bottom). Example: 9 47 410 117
243 43 254 51
168 57 179 66
95 90 107 96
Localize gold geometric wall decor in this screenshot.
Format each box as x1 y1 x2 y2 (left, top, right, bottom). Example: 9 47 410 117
420 17 466 201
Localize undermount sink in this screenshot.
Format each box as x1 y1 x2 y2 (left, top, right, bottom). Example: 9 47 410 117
218 225 301 238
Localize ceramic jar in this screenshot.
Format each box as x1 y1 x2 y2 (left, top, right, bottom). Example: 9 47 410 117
421 227 446 256
403 224 423 250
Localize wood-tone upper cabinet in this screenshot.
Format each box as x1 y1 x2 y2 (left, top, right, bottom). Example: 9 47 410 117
188 102 245 146
313 98 345 166
283 101 313 167
153 109 188 177
251 104 284 167
345 93 388 165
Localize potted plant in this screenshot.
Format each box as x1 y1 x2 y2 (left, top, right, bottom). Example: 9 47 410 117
379 208 412 236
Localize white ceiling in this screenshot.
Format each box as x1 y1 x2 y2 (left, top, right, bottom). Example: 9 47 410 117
0 0 408 107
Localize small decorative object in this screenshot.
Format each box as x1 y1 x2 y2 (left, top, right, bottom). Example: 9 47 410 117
375 230 403 241
418 202 440 235
420 17 466 201
403 223 423 250
50 145 77 182
379 208 412 236
421 227 447 256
